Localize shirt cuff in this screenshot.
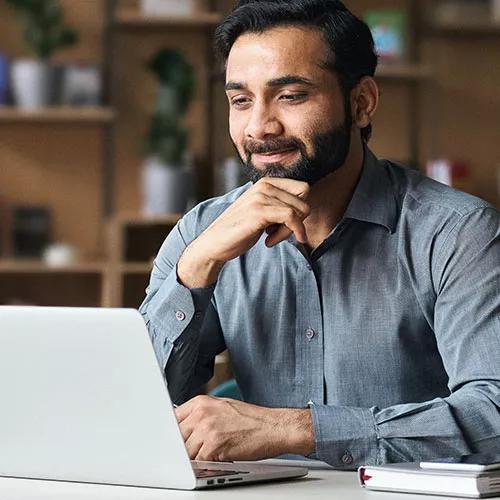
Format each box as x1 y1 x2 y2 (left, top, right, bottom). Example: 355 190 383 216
310 404 379 468
147 266 215 346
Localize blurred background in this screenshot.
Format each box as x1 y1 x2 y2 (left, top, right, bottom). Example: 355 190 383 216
0 0 499 387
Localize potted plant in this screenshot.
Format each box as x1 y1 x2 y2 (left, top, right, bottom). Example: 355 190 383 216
142 49 195 215
6 0 77 109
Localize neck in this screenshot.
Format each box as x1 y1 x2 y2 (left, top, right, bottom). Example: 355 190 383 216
303 134 365 250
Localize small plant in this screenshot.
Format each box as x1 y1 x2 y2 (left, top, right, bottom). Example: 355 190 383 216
5 0 78 60
144 49 194 166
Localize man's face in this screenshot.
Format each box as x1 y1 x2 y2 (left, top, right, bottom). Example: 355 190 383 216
225 26 352 185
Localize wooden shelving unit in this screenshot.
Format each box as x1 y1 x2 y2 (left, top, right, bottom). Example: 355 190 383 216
113 212 181 227
428 20 500 36
0 260 106 274
105 213 181 308
2 0 499 309
119 262 153 274
115 10 222 28
0 107 115 124
376 64 433 81
0 259 110 307
0 0 218 308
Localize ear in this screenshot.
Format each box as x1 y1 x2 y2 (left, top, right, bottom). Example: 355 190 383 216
351 76 379 130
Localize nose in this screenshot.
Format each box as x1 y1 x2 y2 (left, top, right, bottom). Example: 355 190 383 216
244 100 283 140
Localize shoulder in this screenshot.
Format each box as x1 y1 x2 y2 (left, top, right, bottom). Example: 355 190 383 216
384 159 500 261
384 160 493 219
384 160 499 242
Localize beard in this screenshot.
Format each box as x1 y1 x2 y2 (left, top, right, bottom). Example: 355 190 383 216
235 106 352 186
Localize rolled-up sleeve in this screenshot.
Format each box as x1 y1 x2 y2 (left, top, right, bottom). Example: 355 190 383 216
310 207 500 468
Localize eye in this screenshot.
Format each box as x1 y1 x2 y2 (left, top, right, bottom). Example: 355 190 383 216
230 97 251 108
279 93 307 102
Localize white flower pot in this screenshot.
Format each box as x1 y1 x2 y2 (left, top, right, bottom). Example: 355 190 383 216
142 157 192 215
11 59 52 109
493 0 500 22
141 0 198 16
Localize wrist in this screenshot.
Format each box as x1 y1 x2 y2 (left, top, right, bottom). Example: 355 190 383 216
177 242 224 289
270 408 315 457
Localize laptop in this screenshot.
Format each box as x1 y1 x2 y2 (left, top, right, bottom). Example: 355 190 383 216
0 306 308 490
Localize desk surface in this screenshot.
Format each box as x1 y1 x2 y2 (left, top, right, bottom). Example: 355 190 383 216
0 468 463 500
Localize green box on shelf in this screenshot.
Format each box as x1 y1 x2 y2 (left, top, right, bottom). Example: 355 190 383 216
364 10 407 62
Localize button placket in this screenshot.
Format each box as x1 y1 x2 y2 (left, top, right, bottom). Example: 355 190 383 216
295 253 324 405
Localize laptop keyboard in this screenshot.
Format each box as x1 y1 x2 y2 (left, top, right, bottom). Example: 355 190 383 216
193 468 249 478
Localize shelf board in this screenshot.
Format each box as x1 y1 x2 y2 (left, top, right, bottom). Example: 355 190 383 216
115 10 222 28
376 64 433 81
120 263 153 274
428 20 500 35
114 212 182 227
0 260 106 274
0 107 115 124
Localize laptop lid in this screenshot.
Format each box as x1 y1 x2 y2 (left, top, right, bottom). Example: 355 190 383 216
0 306 197 489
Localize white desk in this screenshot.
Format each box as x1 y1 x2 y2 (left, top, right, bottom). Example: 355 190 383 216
0 468 462 500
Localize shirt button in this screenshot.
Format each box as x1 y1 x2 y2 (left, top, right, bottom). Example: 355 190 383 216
306 263 312 271
175 310 186 321
306 400 315 406
341 451 353 465
305 328 315 340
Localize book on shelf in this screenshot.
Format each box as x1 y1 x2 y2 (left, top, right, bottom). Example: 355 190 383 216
364 9 407 63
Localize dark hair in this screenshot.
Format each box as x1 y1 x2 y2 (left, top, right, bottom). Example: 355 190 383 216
214 0 378 141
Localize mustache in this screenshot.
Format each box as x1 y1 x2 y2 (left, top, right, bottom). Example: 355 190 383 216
244 138 303 155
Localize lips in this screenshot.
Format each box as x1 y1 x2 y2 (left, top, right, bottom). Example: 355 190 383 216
252 148 299 163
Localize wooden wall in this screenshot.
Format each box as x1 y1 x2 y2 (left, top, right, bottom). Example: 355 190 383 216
0 1 105 259
0 0 498 262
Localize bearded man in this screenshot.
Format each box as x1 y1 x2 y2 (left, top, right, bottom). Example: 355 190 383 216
139 0 500 468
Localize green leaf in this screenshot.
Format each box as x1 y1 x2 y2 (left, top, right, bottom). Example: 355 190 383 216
6 0 78 59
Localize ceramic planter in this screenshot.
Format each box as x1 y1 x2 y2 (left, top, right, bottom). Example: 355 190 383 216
142 157 192 215
140 0 201 16
11 59 52 109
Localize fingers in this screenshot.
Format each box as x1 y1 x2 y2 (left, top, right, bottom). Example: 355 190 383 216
177 396 222 460
175 400 194 424
251 180 310 246
261 204 307 245
176 397 209 459
265 225 293 247
257 177 310 199
178 414 195 442
256 181 310 219
185 430 204 460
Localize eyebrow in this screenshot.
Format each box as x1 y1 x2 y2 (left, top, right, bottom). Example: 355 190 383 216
224 75 315 92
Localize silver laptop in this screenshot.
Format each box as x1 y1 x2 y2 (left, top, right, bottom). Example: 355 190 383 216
0 306 308 489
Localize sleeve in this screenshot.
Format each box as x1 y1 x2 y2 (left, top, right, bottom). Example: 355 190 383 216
309 206 500 469
138 214 227 405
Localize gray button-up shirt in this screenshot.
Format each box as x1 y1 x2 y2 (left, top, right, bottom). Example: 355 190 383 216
139 148 500 468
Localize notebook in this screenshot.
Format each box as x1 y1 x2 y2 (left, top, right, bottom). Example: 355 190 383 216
359 456 500 498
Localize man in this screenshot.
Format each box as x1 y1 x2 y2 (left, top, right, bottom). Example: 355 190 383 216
139 0 500 468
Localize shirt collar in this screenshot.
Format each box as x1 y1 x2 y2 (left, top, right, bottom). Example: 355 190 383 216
343 146 398 233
